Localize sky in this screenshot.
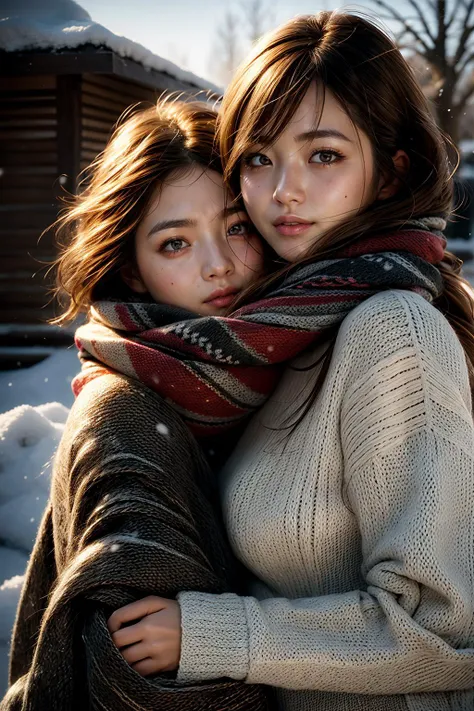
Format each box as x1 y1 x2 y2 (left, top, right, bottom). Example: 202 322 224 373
78 0 374 85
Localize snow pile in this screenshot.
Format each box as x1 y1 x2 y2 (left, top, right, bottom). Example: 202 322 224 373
0 0 221 94
0 347 78 412
0 402 69 693
0 349 79 695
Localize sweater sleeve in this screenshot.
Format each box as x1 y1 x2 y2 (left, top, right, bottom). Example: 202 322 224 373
177 295 474 695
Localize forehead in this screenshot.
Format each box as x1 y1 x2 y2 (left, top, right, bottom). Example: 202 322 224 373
145 167 226 220
277 83 360 143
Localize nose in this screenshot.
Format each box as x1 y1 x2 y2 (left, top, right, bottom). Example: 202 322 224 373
273 164 305 207
202 242 235 281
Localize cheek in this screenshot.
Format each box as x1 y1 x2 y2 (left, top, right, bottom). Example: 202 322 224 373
241 174 266 219
230 238 264 275
139 258 183 299
310 169 366 209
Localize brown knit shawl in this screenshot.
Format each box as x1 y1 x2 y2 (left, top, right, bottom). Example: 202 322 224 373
1 374 270 711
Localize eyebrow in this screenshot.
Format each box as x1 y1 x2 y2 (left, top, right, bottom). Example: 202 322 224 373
147 205 244 238
295 128 352 143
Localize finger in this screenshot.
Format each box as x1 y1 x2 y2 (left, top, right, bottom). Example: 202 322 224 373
121 642 149 665
108 597 166 632
132 657 160 677
111 623 143 649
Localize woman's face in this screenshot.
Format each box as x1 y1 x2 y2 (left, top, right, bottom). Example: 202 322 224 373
130 166 264 315
240 83 377 262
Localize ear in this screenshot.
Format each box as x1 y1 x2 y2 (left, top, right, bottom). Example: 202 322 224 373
120 262 148 294
377 149 410 201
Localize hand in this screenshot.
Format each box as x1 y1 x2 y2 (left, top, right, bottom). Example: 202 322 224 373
107 596 181 676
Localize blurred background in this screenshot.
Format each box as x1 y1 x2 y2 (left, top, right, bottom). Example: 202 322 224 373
1 0 474 694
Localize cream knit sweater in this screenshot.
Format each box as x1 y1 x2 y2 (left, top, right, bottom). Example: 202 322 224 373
177 290 474 710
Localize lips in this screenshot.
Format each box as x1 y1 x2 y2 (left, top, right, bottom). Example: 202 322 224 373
273 215 314 236
204 287 240 309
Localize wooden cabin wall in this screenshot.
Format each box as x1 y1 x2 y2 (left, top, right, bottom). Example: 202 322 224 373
0 74 59 325
0 73 157 326
81 73 156 175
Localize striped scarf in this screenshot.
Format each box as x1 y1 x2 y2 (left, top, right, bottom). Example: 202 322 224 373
73 219 446 436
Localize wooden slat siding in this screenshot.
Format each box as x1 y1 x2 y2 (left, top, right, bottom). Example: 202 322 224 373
57 75 81 194
2 188 58 204
84 72 158 102
0 76 56 90
79 74 157 184
0 74 60 324
0 230 54 253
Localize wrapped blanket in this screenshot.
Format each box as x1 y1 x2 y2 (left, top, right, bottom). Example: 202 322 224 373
2 374 269 710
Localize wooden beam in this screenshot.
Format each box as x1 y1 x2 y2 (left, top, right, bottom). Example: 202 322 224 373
0 49 221 97
56 74 82 194
0 50 115 77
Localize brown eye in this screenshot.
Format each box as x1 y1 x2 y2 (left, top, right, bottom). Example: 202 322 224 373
310 150 342 165
319 152 334 163
245 153 271 167
161 238 188 253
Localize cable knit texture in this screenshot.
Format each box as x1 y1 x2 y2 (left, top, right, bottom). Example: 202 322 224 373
177 290 474 711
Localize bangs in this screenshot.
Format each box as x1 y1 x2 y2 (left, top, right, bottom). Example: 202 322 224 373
226 51 326 182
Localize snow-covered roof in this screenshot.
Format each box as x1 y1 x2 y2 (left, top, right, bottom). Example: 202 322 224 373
0 0 221 94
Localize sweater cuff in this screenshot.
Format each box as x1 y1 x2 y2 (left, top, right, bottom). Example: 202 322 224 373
177 591 249 683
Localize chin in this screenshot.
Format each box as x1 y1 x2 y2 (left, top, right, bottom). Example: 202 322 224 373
268 233 320 263
278 243 312 263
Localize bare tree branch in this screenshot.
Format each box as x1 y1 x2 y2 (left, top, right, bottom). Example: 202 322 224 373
240 0 273 45
453 0 474 65
458 49 474 77
210 10 240 87
370 0 433 52
364 0 472 142
457 73 474 106
404 0 436 42
447 0 465 29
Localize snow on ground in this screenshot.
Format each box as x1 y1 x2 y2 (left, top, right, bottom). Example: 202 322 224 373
0 0 221 95
0 348 79 696
0 347 78 412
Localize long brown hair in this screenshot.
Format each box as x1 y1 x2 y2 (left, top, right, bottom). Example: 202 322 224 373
52 97 221 324
219 11 474 416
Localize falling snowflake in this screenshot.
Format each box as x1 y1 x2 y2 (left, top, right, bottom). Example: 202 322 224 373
110 544 120 552
156 423 169 436
59 175 67 185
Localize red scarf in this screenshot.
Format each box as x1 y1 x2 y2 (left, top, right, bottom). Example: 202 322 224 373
73 225 445 436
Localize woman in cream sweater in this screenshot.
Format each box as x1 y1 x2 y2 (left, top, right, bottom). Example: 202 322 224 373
108 12 474 710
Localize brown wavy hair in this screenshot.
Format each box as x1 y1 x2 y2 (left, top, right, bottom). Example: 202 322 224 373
219 11 474 406
52 97 221 324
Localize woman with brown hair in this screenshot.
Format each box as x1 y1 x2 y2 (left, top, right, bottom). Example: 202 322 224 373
1 98 269 711
109 11 474 711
